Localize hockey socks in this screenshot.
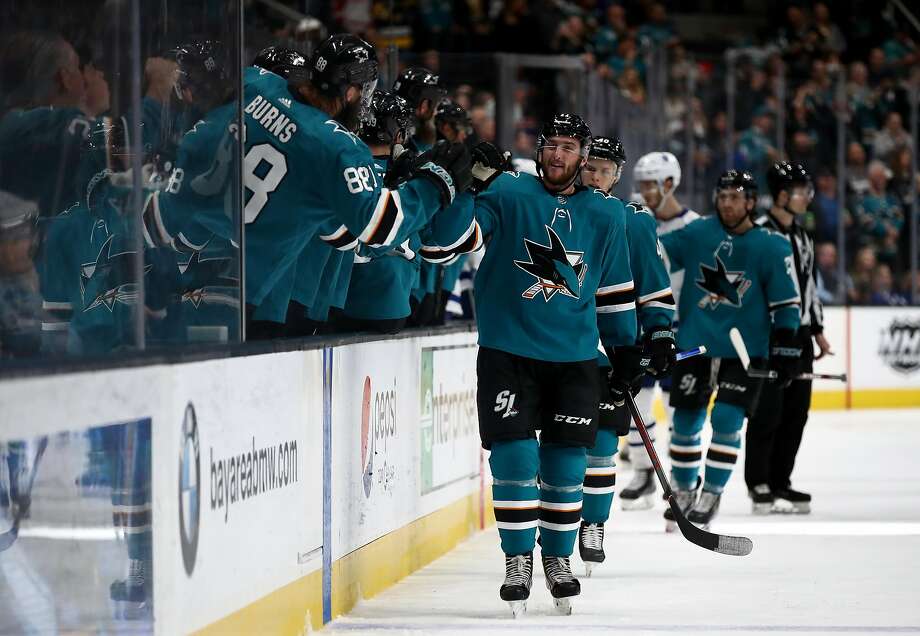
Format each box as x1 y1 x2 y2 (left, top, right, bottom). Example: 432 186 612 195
703 403 745 494
491 439 540 556
670 407 706 489
538 444 587 557
581 428 618 524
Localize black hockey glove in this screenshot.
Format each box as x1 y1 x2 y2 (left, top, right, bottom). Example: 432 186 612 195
384 143 417 189
469 141 511 194
608 345 645 406
411 140 472 207
769 328 803 388
641 328 676 379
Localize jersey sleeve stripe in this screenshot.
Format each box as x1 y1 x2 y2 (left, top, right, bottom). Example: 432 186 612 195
41 320 70 332
360 188 404 246
419 221 482 263
596 287 636 308
320 224 360 251
597 301 636 314
769 296 801 309
597 280 635 295
142 191 172 247
638 287 674 303
42 301 72 311
644 299 676 310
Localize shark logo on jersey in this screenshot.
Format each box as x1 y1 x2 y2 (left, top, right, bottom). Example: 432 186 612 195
695 254 751 309
515 225 587 301
324 119 360 145
179 250 240 309
79 235 147 312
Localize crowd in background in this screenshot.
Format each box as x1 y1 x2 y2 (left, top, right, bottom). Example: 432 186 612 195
256 0 920 307
1 1 918 361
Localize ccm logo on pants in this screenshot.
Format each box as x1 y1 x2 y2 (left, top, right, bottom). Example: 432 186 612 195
554 414 593 425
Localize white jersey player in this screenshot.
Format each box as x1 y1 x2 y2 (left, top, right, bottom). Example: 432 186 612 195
620 151 699 509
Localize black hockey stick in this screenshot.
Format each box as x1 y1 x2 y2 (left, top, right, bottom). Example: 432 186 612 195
0 436 48 552
729 328 846 382
623 394 753 556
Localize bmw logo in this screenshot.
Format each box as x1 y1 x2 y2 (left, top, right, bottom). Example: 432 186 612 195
178 403 200 576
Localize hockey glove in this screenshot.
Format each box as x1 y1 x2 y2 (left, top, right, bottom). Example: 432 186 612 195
469 141 511 194
608 345 645 406
384 143 417 189
641 328 676 379
411 140 473 207
769 328 803 388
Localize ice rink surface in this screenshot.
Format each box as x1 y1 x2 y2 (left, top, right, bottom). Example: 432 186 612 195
328 409 920 636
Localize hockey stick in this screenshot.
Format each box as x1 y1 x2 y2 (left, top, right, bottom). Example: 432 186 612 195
623 393 753 556
0 436 49 552
729 328 846 382
676 346 706 361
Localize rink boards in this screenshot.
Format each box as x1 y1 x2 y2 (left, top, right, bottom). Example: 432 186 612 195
0 330 491 634
1 307 918 634
811 306 920 409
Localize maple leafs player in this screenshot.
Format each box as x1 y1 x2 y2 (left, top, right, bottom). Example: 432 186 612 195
658 170 801 530
454 114 637 615
618 151 700 508
577 137 675 574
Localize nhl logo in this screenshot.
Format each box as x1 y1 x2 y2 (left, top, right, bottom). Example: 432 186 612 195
878 318 920 374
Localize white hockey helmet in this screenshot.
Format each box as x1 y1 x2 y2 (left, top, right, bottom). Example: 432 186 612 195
633 151 681 191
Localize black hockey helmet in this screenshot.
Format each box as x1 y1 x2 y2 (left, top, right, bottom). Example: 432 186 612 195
253 45 306 80
434 100 472 135
588 136 626 166
393 67 447 109
360 89 416 146
536 113 593 158
174 40 231 106
766 161 812 200
714 169 758 201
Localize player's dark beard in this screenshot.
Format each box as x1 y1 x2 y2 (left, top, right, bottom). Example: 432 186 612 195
540 161 580 193
336 99 364 133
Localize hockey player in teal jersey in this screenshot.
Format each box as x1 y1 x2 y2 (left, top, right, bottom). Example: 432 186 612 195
457 114 637 615
41 119 180 355
339 91 483 333
577 136 675 575
658 169 802 530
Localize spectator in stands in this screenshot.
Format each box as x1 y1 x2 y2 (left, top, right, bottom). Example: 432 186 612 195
587 3 628 65
0 191 42 358
0 31 92 218
856 160 904 269
551 13 588 55
777 5 816 81
847 61 878 144
848 245 877 304
846 142 870 197
606 36 646 83
815 241 844 305
737 105 777 192
618 67 646 105
736 65 771 133
470 105 495 142
788 101 819 170
868 264 907 306
890 147 918 206
813 170 843 244
872 112 913 163
881 28 918 73
637 3 678 48
812 2 846 55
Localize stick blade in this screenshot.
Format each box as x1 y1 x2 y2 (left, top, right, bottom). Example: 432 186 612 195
729 328 750 370
668 496 753 557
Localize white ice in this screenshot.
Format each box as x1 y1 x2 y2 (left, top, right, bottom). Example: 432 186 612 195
327 409 920 635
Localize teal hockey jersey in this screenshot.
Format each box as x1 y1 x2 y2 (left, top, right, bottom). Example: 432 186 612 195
659 215 801 359
624 201 674 335
461 173 637 363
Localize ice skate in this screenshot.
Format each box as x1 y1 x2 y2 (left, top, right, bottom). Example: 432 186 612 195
688 490 721 530
541 554 580 615
663 477 700 532
620 468 656 510
577 521 604 577
749 484 774 515
772 487 811 514
499 552 532 618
